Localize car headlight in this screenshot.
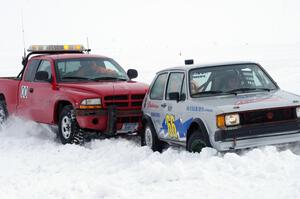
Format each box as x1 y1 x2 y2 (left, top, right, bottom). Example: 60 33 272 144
225 113 240 126
80 98 102 109
217 113 240 128
296 107 300 118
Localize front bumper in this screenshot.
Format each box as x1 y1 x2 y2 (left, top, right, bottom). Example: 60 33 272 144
214 120 300 151
75 107 143 136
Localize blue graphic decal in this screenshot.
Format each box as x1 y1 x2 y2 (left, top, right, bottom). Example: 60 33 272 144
161 117 193 138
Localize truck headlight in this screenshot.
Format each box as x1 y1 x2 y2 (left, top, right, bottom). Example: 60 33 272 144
225 113 240 126
80 98 102 109
296 107 300 118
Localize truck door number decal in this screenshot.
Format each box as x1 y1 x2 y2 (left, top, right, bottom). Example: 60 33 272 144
20 86 29 98
165 114 178 139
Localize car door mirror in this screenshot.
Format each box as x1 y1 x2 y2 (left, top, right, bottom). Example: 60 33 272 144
35 71 50 82
169 92 180 101
127 69 138 79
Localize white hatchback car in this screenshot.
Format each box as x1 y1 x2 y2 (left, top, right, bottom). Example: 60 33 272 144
142 61 300 152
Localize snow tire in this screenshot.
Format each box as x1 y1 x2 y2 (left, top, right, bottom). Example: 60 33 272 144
58 105 84 145
141 122 163 152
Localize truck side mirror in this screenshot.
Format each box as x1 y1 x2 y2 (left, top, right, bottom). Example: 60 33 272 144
127 69 138 79
35 71 50 82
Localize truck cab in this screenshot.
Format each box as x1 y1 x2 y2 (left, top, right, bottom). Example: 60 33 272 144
0 45 148 144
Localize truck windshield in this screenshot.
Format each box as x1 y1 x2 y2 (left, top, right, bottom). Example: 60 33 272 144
189 64 278 97
55 58 129 82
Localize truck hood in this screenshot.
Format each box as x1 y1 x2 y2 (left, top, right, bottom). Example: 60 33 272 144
193 89 300 113
58 80 148 96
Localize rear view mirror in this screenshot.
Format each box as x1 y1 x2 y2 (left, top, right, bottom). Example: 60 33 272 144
35 71 50 82
127 69 138 79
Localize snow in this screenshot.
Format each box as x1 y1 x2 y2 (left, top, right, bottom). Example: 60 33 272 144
1 117 300 199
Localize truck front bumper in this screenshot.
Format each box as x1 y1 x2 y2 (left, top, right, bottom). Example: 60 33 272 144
75 107 143 136
214 120 300 151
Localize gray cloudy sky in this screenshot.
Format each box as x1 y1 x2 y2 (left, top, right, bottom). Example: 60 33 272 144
0 0 299 75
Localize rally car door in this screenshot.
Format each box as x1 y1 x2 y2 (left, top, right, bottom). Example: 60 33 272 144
162 72 190 141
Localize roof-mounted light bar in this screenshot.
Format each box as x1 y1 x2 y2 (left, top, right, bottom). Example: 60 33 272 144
27 45 86 52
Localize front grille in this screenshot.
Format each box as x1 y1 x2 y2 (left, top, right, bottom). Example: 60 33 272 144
103 94 145 109
105 102 129 107
132 94 145 100
240 107 297 125
104 95 128 100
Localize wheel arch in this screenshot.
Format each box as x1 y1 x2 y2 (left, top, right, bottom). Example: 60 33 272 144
53 100 73 124
142 114 156 132
186 118 211 147
0 94 6 102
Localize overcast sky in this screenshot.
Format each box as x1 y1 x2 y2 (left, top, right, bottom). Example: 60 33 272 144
0 0 299 76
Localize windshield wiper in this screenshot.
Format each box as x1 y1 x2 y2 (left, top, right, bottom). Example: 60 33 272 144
227 87 271 95
91 77 127 81
191 90 227 96
62 76 90 80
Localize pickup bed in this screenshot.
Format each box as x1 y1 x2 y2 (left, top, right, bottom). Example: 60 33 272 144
0 45 148 144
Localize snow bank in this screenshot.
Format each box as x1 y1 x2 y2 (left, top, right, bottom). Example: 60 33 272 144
1 117 300 199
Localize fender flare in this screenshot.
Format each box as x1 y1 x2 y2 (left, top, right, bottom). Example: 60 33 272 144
186 118 211 147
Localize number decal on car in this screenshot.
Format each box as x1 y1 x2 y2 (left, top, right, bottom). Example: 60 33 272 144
165 114 178 139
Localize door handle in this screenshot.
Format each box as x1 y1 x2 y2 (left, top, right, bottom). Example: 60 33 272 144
29 88 34 93
161 103 167 108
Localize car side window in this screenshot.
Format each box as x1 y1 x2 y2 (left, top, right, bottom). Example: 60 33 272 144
24 60 40 82
166 72 185 100
35 60 52 81
150 73 168 100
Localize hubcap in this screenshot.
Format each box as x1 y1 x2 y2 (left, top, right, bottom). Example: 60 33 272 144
145 126 153 148
61 116 72 139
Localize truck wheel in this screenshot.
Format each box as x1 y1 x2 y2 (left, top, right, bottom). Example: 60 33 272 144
141 122 163 152
0 101 8 125
58 105 84 145
187 130 209 153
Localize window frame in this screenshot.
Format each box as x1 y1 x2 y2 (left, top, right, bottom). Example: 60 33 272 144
165 71 186 101
149 72 168 100
24 59 41 82
34 59 53 82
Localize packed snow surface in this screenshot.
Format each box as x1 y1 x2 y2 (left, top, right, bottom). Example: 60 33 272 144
0 44 300 199
1 117 300 199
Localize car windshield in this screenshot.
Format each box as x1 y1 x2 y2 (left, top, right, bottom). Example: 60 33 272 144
189 64 277 97
55 57 129 82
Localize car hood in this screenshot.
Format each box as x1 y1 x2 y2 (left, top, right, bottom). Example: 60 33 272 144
58 80 148 96
192 89 300 113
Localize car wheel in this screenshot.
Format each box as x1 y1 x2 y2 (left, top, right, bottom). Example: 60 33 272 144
58 105 84 144
141 122 163 152
187 130 209 153
0 101 8 125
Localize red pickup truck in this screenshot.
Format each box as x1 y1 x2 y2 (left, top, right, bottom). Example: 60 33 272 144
0 45 148 144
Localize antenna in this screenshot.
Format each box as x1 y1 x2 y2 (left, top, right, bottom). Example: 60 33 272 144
21 10 26 58
86 37 90 54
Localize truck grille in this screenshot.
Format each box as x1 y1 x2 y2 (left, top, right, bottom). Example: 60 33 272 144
239 107 297 125
103 94 145 109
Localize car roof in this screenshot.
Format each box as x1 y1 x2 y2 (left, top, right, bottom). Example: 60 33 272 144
157 61 259 74
31 53 109 60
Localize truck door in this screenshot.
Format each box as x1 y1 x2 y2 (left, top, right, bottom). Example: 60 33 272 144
17 59 40 118
18 59 56 124
163 72 189 141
